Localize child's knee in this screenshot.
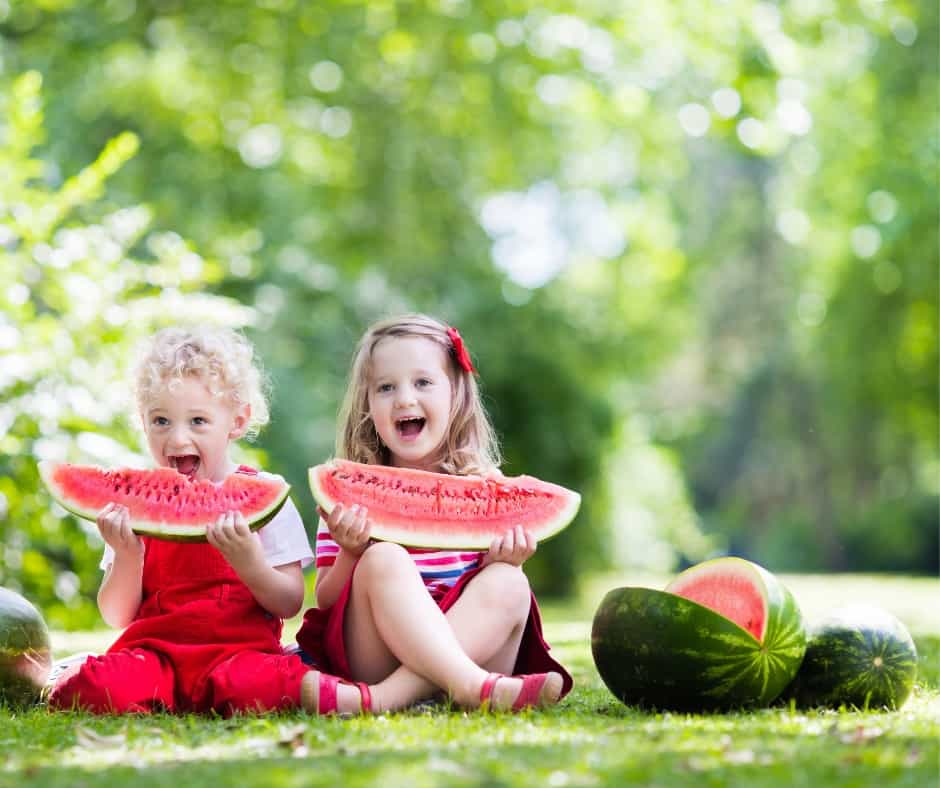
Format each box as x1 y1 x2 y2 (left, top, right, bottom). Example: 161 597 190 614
479 563 531 618
356 541 413 579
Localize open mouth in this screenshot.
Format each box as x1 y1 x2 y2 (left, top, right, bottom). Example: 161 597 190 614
395 417 426 439
169 455 200 478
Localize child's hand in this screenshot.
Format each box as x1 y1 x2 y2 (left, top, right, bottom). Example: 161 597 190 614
321 503 372 557
207 511 264 571
482 525 536 568
97 503 144 559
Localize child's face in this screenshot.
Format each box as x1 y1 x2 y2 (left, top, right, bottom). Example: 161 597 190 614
141 375 249 483
367 336 454 471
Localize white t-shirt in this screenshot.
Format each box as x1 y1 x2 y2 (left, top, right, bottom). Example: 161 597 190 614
100 474 314 570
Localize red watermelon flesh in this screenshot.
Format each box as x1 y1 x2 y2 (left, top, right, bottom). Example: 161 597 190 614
39 461 289 542
309 459 581 549
666 558 770 641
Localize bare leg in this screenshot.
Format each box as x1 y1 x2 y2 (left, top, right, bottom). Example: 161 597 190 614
341 543 549 712
444 561 531 672
344 542 487 702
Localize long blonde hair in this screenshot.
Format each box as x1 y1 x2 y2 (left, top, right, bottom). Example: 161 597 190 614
337 314 501 475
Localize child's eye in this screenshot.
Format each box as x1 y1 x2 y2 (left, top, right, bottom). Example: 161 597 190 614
377 383 393 393
152 416 169 427
191 417 207 426
416 378 432 388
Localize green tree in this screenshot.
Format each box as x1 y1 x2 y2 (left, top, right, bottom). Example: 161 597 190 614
1 0 935 625
669 1 938 572
0 72 259 626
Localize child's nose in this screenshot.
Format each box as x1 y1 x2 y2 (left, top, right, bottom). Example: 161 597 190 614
167 424 191 447
395 385 417 406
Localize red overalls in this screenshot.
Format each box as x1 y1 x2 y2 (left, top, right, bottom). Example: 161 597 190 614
50 481 310 715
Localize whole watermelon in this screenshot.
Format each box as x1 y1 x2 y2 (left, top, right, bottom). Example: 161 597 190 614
783 605 917 710
0 587 52 708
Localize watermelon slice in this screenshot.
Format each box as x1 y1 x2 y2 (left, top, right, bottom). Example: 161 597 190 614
591 557 806 710
308 459 581 549
39 461 290 543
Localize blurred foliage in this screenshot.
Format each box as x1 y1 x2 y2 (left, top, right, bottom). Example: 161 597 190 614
0 71 263 627
1 1 936 625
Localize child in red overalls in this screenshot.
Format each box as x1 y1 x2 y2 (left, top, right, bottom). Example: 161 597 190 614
48 326 373 715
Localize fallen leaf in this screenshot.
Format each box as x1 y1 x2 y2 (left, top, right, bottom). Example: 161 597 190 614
276 723 308 753
840 725 885 744
904 747 921 766
75 726 127 748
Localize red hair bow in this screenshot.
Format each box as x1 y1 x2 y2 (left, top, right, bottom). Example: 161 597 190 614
446 327 475 374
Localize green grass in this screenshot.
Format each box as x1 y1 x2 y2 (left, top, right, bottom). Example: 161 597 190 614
3 574 938 788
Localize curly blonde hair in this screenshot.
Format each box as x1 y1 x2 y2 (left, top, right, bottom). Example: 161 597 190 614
134 326 270 440
337 314 501 475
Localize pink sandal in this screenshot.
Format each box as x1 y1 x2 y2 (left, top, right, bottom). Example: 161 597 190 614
479 672 563 712
302 671 372 715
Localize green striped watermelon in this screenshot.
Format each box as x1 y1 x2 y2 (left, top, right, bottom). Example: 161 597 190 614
0 587 52 708
591 558 806 710
782 605 918 710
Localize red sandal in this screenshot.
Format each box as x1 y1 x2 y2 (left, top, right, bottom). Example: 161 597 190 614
479 671 563 712
302 671 372 715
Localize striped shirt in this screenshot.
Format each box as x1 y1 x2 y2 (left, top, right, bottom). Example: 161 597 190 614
315 521 484 600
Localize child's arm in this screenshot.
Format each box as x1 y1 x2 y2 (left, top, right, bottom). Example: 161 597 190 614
314 503 371 609
207 512 306 618
95 503 145 628
235 560 305 619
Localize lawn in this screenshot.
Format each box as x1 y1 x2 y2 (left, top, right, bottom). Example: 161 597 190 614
2 573 938 788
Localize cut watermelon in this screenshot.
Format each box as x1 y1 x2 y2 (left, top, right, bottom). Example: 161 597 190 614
308 459 581 549
39 462 290 543
591 557 806 710
782 605 918 710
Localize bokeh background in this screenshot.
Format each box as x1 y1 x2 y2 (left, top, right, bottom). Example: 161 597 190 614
1 0 936 629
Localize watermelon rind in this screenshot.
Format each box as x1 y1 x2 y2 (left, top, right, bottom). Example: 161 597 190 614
308 459 581 550
781 605 918 710
39 462 290 543
591 584 806 711
0 587 52 708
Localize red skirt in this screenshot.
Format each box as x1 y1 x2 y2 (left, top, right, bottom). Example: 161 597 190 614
296 565 573 698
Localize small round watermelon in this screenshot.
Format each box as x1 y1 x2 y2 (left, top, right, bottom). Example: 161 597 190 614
783 604 918 710
0 587 52 708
